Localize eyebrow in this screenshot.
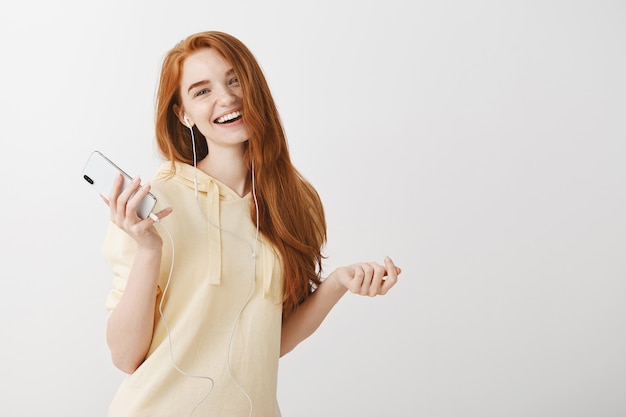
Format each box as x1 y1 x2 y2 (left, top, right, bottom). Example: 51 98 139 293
187 80 209 94
186 69 236 94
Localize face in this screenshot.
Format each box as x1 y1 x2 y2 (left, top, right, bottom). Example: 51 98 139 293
178 48 248 150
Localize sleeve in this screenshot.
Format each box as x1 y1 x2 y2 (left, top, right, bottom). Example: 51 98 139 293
101 221 138 312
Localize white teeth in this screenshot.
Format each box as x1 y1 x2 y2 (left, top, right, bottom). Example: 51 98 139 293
216 111 241 123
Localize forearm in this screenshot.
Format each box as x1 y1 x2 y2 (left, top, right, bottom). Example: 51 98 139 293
280 271 348 356
106 247 162 373
279 257 400 357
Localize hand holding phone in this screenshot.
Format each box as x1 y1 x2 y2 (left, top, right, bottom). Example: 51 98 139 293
82 150 157 219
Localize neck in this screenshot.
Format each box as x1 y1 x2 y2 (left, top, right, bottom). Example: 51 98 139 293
196 147 250 197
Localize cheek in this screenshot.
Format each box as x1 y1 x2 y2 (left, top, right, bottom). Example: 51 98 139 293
193 101 217 122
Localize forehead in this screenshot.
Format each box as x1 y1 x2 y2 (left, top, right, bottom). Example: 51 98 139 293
180 48 232 85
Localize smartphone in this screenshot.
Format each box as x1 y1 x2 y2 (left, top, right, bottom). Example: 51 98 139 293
82 150 157 219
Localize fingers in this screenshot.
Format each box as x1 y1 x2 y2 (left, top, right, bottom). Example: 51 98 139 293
107 173 124 214
148 207 174 223
130 181 157 220
381 256 399 295
119 177 145 220
108 175 167 227
344 257 400 297
105 175 170 251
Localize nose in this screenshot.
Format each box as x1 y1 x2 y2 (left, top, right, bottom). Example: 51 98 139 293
216 85 237 106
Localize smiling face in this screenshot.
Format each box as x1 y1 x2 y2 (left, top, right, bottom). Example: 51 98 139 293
178 47 249 152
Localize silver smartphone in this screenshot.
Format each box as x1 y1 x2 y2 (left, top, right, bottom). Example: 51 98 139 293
82 150 157 219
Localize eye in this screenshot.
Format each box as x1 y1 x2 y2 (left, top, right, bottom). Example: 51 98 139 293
195 88 211 97
229 77 239 86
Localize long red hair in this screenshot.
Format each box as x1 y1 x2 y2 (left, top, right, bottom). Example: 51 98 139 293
154 31 326 319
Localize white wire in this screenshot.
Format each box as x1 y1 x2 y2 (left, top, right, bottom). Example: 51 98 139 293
190 125 199 199
160 124 257 416
224 160 259 417
156 221 215 416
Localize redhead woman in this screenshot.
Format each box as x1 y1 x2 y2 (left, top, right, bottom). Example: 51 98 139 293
101 31 400 417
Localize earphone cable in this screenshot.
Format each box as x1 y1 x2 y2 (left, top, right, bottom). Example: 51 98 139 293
155 219 215 416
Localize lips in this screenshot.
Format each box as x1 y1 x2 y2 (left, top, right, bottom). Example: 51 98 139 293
214 111 242 124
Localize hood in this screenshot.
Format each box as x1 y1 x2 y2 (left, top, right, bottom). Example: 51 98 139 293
154 161 281 301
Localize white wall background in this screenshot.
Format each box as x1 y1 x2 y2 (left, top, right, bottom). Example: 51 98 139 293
1 1 624 416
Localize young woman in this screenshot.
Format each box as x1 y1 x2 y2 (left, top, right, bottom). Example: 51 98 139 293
102 30 400 417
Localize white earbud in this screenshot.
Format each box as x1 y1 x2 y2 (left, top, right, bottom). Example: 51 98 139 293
184 115 191 128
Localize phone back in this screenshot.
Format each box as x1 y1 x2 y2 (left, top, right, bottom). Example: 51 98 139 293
82 150 157 219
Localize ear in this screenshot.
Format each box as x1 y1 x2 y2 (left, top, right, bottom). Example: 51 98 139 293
173 104 192 128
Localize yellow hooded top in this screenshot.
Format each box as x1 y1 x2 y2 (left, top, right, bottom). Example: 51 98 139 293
103 161 283 417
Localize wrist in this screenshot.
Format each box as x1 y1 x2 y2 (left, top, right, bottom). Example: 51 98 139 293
134 243 163 260
324 269 350 295
134 231 164 252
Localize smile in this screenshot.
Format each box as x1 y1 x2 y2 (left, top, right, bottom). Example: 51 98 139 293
215 111 242 124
